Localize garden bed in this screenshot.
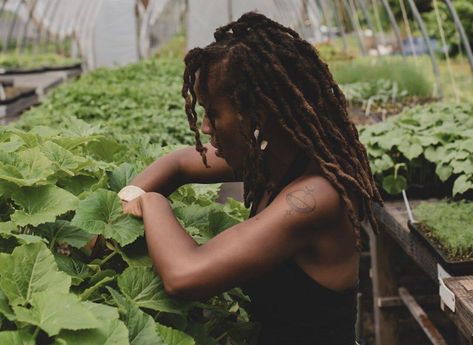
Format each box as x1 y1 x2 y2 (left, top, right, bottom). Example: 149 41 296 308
348 96 436 126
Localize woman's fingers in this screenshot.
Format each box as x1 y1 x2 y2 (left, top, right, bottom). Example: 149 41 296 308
121 198 143 218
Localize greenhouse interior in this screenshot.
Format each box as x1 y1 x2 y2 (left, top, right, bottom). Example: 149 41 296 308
0 0 472 344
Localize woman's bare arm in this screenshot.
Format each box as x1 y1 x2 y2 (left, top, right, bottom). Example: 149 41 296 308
129 144 239 196
141 175 342 300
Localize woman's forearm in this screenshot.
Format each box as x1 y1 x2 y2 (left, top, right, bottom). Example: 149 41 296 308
140 193 199 295
130 151 184 197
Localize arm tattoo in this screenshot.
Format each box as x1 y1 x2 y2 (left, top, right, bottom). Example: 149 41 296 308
285 186 317 216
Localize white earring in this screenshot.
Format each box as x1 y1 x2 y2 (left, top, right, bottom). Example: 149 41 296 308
260 140 268 150
254 127 268 150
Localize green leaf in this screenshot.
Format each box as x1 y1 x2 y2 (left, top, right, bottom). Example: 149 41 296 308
13 234 48 245
10 185 79 227
108 287 159 345
156 323 195 345
372 154 394 173
0 221 15 234
54 255 93 286
59 174 105 198
0 289 15 321
117 267 190 315
0 139 23 153
108 163 137 192
9 130 41 148
382 174 407 195
0 147 54 186
0 242 71 306
424 146 446 163
13 291 98 336
71 189 143 246
41 141 90 176
209 209 239 234
0 331 34 345
86 138 125 162
451 159 473 175
54 302 129 345
453 175 473 196
116 238 152 268
398 141 423 160
37 220 93 249
435 164 453 182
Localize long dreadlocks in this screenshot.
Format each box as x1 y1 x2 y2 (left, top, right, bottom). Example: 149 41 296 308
181 12 383 247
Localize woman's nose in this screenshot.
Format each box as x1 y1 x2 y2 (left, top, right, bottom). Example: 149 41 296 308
201 114 213 135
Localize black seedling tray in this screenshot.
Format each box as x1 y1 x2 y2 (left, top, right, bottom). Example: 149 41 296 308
43 63 82 71
408 220 473 276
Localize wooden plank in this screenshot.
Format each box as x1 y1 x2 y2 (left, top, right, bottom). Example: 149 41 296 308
367 222 400 345
371 202 473 344
398 287 448 345
444 277 473 343
378 294 439 308
373 201 440 281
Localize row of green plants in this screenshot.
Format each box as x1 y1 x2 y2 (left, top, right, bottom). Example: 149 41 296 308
18 57 194 147
0 53 80 70
330 57 433 98
328 57 434 116
340 79 408 112
359 102 473 197
0 58 256 343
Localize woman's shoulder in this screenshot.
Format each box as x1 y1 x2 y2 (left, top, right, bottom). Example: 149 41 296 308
270 171 345 229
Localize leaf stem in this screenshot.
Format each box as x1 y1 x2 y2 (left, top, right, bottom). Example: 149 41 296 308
33 326 40 339
98 250 118 267
215 331 228 342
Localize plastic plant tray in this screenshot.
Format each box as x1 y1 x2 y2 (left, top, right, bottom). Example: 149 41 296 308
408 220 473 276
0 67 46 75
43 63 82 71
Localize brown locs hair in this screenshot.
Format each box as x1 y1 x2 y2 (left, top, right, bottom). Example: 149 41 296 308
181 12 383 247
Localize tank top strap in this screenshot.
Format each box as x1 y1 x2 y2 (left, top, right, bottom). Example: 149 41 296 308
249 151 309 218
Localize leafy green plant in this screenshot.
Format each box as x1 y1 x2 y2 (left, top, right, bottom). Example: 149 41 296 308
0 115 254 342
414 200 473 258
359 102 473 197
0 27 292 339
17 57 195 147
340 79 408 113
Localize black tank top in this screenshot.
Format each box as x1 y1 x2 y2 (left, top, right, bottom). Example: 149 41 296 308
241 152 358 345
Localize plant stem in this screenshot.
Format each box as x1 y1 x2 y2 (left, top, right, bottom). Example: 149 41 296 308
215 331 228 342
99 250 117 267
33 326 40 339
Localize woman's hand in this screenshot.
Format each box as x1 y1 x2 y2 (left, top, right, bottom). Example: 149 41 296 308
121 192 168 218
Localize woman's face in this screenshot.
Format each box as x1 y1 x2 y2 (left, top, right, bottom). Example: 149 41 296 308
195 72 250 171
